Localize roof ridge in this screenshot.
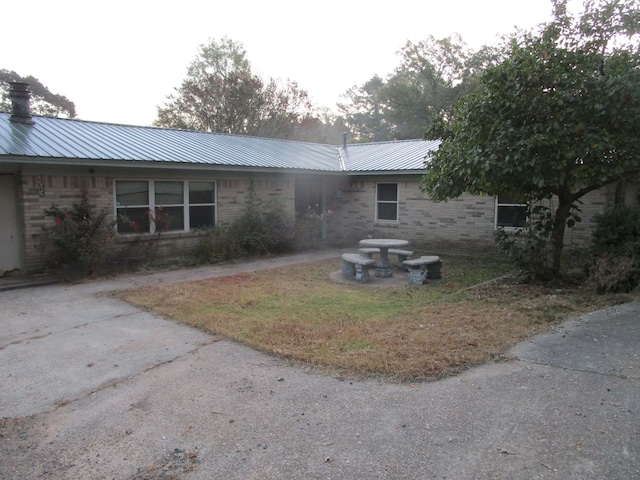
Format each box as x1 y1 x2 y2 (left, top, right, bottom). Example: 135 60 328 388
0 112 434 147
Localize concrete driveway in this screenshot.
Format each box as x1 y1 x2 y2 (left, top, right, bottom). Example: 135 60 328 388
1 252 639 479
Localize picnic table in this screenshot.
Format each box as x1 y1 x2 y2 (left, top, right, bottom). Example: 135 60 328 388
358 238 409 278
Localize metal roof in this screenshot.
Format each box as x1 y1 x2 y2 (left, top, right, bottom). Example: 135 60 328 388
0 113 440 173
339 139 441 173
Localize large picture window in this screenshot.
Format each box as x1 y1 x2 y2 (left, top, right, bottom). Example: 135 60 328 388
116 180 216 233
376 183 398 222
496 196 528 228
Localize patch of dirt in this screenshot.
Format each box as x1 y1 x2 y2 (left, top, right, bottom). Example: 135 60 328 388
125 448 202 480
0 416 49 478
0 415 202 480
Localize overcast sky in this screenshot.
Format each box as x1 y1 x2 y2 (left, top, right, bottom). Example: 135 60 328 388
3 0 562 126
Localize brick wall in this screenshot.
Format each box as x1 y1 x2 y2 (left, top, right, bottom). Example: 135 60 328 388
17 169 619 273
20 174 113 272
216 175 295 227
323 175 617 255
19 171 295 273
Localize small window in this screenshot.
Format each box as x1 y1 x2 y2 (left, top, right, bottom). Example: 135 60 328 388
189 182 216 229
155 181 184 232
376 183 398 222
496 196 528 228
116 181 151 233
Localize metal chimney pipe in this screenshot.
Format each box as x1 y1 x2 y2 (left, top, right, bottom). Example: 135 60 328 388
9 82 34 124
342 132 347 149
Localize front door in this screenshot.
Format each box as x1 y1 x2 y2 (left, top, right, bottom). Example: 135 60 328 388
0 175 22 275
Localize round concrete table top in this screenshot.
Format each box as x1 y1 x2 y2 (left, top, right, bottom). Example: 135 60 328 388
359 239 409 248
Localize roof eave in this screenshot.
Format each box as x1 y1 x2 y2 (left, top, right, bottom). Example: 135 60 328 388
344 169 427 176
0 155 347 175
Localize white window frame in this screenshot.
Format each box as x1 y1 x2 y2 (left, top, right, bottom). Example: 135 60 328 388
375 182 399 223
188 181 217 231
495 196 528 230
154 181 186 232
115 180 216 234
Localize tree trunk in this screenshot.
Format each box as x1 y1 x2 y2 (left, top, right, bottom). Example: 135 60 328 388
549 197 572 278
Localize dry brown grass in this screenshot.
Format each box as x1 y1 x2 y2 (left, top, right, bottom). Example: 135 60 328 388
113 255 637 382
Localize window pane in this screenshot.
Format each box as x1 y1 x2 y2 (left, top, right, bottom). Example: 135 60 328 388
155 206 184 231
190 205 216 229
116 207 150 233
155 181 183 205
378 203 398 221
377 183 398 202
116 181 148 206
497 205 527 228
190 182 215 204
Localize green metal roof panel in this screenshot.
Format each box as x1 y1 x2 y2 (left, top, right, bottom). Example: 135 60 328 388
0 113 439 173
0 114 341 171
339 139 440 172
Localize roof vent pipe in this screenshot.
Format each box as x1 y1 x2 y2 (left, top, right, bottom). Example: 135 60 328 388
9 82 35 124
342 132 347 149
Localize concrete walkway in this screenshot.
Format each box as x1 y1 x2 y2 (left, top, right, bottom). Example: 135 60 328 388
0 250 638 479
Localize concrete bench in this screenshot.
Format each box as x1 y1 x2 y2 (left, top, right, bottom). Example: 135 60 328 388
359 248 414 270
359 247 380 258
402 256 443 284
342 253 377 283
388 248 414 270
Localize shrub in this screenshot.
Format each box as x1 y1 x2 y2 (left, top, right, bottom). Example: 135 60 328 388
43 194 115 277
228 194 295 256
194 227 242 263
115 208 173 266
196 183 295 261
590 253 639 293
590 205 640 293
495 203 582 282
591 205 640 256
495 205 553 281
295 205 333 248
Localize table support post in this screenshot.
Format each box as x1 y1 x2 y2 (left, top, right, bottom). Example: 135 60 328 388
358 239 409 279
375 248 393 278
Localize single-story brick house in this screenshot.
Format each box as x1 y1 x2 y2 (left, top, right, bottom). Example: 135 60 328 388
0 83 630 276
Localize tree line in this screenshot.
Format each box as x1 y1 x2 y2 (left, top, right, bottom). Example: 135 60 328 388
153 34 496 144
0 69 76 118
0 33 498 144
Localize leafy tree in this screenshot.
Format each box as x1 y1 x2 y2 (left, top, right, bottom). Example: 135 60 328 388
422 0 640 278
291 109 349 145
338 35 491 142
384 35 476 139
337 75 393 142
0 69 76 118
155 38 315 140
